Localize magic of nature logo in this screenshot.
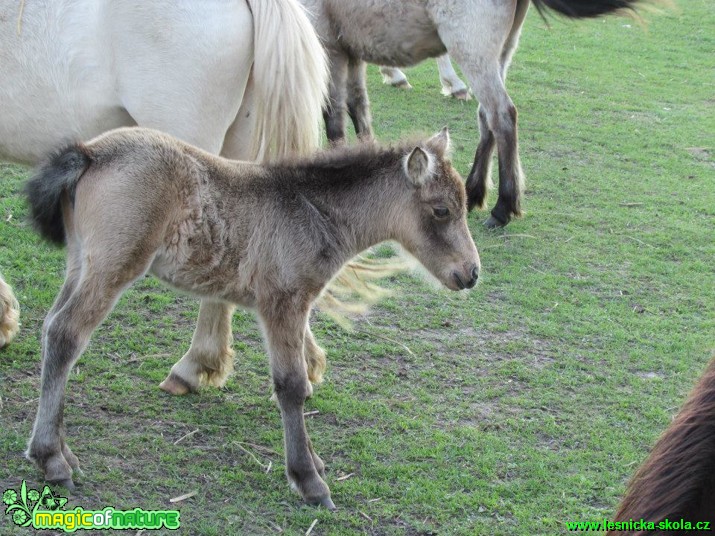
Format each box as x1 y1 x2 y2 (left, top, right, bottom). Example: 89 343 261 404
3 481 180 532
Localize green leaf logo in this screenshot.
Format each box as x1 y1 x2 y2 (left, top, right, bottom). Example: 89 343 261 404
3 481 68 527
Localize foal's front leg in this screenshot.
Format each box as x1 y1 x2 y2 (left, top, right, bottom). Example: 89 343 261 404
260 300 334 509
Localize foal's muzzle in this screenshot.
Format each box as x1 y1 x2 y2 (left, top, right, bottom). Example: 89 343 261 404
452 265 479 290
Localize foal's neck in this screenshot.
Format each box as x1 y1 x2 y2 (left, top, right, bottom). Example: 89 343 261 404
292 149 408 258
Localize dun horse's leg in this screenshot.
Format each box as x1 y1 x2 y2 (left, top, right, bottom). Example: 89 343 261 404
379 66 411 89
457 1 529 227
465 106 496 212
0 273 20 348
324 51 349 144
260 301 333 508
27 268 140 489
346 59 373 141
437 55 469 100
462 62 524 228
159 300 235 395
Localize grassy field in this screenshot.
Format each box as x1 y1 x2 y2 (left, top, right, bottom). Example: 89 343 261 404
1 2 713 535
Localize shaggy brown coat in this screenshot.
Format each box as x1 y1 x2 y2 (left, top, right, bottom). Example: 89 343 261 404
24 127 479 509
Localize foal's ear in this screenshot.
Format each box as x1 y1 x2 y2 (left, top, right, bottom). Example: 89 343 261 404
426 126 451 157
403 146 434 186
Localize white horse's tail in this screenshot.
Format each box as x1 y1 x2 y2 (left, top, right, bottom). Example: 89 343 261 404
249 0 328 162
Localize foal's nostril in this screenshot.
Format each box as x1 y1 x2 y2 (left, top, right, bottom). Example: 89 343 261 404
452 271 466 290
465 266 479 289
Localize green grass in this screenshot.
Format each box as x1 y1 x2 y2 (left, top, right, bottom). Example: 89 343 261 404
1 2 714 534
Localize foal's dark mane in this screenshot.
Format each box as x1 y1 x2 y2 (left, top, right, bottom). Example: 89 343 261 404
273 137 437 176
610 357 715 531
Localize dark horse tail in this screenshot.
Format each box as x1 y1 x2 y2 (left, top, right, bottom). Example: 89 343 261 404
608 356 715 533
25 144 92 245
531 0 641 18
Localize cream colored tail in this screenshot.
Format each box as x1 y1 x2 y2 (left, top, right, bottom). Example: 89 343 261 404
249 0 329 162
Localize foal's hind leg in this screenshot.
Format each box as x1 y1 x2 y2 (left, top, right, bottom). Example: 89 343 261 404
27 262 148 489
159 300 235 395
0 274 20 348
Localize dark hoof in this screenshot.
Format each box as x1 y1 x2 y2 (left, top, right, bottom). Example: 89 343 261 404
484 215 508 229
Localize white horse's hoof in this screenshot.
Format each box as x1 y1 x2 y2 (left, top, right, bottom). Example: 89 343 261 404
450 88 471 101
0 280 20 348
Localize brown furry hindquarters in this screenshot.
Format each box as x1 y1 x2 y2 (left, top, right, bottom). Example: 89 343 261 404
610 356 715 533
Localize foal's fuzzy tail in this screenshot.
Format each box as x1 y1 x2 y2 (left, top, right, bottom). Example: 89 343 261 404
25 145 91 245
249 0 329 162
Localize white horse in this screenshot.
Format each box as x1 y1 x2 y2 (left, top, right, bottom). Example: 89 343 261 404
0 0 329 369
379 54 471 100
301 0 643 228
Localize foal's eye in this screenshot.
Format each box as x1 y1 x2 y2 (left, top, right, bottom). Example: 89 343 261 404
433 206 450 219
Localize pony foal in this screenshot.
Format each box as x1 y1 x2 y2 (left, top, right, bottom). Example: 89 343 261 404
25 127 479 509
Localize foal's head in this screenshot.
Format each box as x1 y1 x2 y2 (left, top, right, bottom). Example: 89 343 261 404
397 128 480 291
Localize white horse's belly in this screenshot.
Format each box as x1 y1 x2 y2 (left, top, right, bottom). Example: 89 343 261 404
0 0 253 163
0 1 121 163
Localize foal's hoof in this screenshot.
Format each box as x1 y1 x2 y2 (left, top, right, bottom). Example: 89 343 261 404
484 215 508 229
159 373 194 396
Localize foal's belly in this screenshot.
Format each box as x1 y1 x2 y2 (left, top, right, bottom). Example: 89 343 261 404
150 255 257 309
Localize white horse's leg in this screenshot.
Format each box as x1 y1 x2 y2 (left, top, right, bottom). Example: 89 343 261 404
113 3 254 395
158 78 258 397
159 300 236 395
304 322 326 385
437 54 470 100
346 59 374 140
441 1 526 227
379 66 412 89
0 274 20 347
